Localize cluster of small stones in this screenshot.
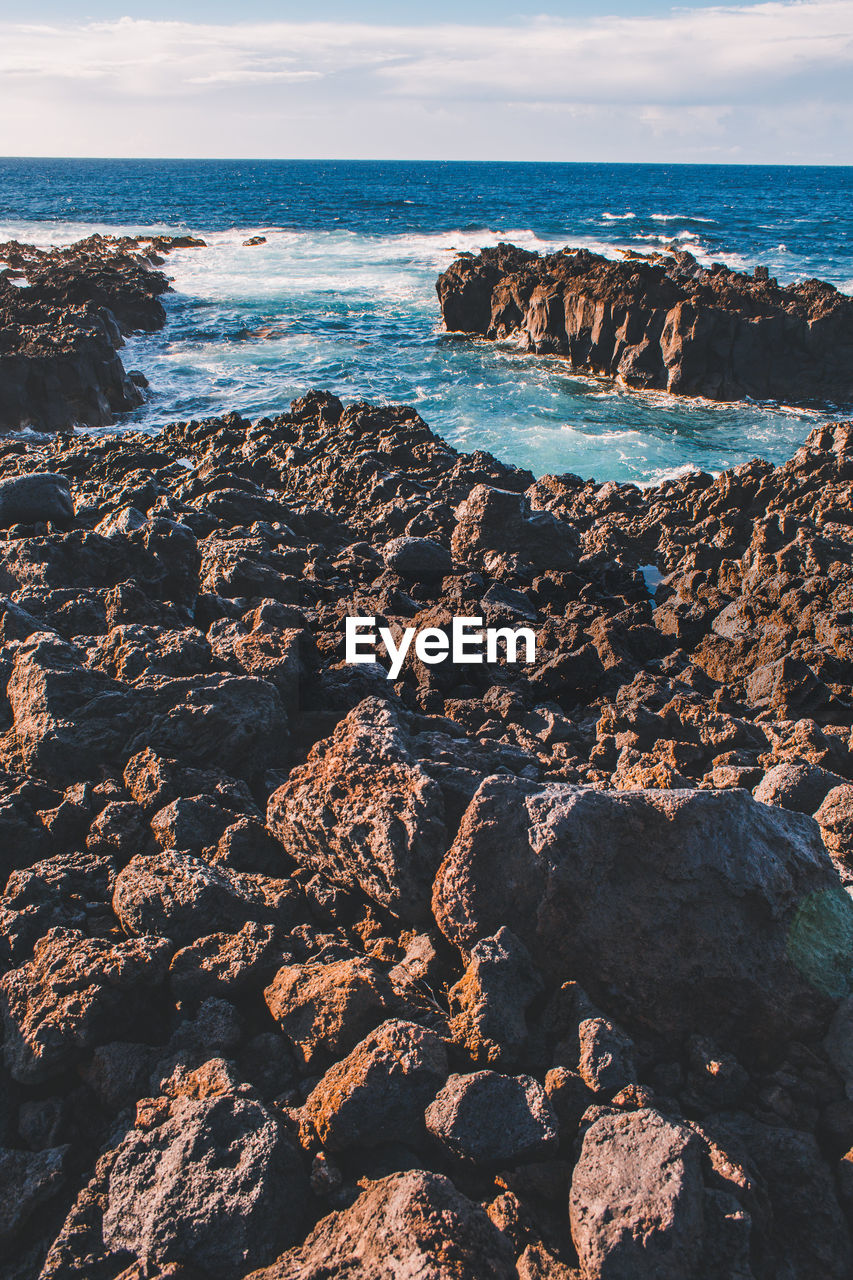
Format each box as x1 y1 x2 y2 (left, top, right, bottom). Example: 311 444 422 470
0 387 852 1278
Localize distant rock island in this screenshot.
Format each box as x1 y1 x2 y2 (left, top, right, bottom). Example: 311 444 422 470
437 242 853 406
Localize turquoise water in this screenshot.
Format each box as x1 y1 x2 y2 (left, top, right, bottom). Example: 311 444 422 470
1 159 850 482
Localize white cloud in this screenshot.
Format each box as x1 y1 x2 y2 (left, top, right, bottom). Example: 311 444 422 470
0 3 851 161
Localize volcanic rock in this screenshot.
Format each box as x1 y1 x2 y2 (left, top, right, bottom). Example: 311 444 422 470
264 956 400 1070
436 242 853 406
301 1019 448 1151
815 785 853 874
446 926 543 1067
0 927 171 1082
570 1108 706 1279
433 780 846 1054
753 760 847 813
267 698 448 921
382 535 453 578
0 474 74 529
577 1015 638 1096
242 1170 517 1280
0 1144 69 1245
113 849 299 947
425 1070 558 1168
0 235 201 431
100 1089 308 1278
0 387 851 1277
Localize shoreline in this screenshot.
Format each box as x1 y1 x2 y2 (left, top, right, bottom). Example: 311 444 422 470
2 231 846 486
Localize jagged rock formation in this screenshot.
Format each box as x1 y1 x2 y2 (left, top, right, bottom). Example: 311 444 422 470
0 391 852 1277
0 234 204 432
436 242 853 405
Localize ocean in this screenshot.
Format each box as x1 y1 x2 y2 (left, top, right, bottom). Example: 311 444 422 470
1 158 851 484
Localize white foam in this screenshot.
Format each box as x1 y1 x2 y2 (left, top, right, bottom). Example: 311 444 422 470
650 213 717 223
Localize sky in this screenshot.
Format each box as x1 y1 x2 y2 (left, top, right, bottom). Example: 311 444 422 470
0 1 851 164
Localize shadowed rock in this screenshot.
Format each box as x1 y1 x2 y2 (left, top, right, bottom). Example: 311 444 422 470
433 780 847 1054
437 242 853 406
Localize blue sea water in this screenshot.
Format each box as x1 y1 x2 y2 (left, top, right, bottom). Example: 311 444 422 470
1 158 851 483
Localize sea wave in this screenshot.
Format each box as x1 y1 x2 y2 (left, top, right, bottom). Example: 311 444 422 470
650 213 717 223
7 213 841 486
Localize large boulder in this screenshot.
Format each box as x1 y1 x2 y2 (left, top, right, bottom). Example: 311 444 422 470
267 699 448 921
130 673 288 780
383 535 452 578
570 1108 706 1279
264 956 400 1070
242 1170 517 1279
0 634 140 784
0 928 171 1082
451 483 578 573
433 779 850 1054
101 1090 308 1278
301 1019 448 1151
446 926 543 1067
753 761 846 815
816 784 853 875
0 1145 69 1245
113 849 299 947
0 473 74 529
425 1070 558 1167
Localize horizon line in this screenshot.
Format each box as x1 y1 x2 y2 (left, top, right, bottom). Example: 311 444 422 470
1 155 852 170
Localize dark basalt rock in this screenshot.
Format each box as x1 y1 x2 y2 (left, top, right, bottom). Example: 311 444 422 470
0 234 204 432
436 242 853 405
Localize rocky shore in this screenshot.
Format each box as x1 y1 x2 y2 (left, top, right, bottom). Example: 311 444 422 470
0 235 203 433
0 387 852 1278
437 242 853 405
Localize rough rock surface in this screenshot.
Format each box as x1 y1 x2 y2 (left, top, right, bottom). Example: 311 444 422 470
301 1019 448 1151
437 241 853 405
0 235 203 431
267 698 448 921
570 1108 706 1279
101 1091 308 1278
0 373 852 1277
0 927 171 1082
243 1170 517 1279
425 1070 558 1166
433 780 843 1054
264 955 400 1069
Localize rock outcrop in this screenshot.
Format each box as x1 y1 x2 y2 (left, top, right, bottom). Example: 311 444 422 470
436 242 853 405
0 234 204 431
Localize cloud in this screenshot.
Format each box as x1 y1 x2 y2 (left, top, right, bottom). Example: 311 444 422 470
0 3 851 161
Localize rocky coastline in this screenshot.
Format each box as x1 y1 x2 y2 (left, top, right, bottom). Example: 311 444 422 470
436 242 853 405
0 376 852 1276
0 235 204 433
